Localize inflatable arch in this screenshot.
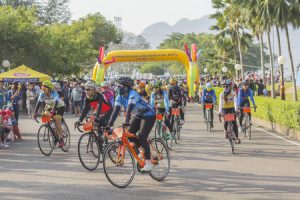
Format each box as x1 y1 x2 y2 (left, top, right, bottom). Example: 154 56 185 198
92 45 200 97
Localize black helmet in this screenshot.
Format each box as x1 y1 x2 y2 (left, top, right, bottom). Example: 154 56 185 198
116 77 134 87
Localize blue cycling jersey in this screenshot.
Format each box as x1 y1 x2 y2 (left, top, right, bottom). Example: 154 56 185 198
237 88 255 107
201 89 217 103
38 91 64 108
115 89 155 117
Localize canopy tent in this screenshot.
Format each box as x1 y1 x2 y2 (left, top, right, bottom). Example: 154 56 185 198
0 65 51 82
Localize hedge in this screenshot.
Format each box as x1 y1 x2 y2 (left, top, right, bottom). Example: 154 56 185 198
213 87 300 130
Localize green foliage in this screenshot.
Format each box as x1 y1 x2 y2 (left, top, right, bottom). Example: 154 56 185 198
0 6 121 77
253 97 300 130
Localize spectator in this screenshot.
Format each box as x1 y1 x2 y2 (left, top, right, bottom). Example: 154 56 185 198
256 79 265 96
7 82 22 123
249 79 256 96
0 81 6 109
26 83 37 118
62 81 71 113
70 81 83 117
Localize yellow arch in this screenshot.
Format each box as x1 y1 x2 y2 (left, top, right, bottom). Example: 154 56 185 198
93 49 199 97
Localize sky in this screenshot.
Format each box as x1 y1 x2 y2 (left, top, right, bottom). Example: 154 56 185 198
69 0 214 34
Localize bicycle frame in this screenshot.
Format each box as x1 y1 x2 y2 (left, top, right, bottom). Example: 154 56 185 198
116 129 159 168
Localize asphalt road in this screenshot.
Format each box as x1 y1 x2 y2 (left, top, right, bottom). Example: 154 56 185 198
0 103 300 200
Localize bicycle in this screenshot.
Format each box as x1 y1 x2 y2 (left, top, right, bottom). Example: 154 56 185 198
35 114 70 156
75 116 108 171
154 113 172 149
204 103 214 132
171 107 181 143
219 113 237 154
240 106 256 140
103 126 170 188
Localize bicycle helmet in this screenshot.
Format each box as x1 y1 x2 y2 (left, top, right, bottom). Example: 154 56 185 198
85 81 97 89
170 77 177 84
153 81 162 89
116 77 134 87
222 79 232 86
206 82 212 89
139 81 146 88
42 80 54 90
243 79 249 86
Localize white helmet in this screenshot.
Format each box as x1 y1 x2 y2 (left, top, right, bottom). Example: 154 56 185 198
85 81 97 89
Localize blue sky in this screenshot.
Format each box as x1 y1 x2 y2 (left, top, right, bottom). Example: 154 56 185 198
70 0 214 34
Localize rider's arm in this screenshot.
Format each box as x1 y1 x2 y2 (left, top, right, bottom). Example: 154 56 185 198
108 95 122 126
248 89 256 106
34 92 45 113
234 92 238 112
213 90 217 104
124 103 134 124
237 89 242 107
201 89 206 103
79 98 90 122
218 93 223 113
150 92 155 108
164 91 170 112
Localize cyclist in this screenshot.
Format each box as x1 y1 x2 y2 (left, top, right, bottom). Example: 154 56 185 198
150 81 173 134
136 81 148 101
107 77 156 172
100 81 115 107
218 80 240 143
201 82 217 127
33 80 66 148
75 81 113 133
237 80 257 133
168 77 184 124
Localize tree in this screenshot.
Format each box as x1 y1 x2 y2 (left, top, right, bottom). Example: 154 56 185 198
37 0 71 25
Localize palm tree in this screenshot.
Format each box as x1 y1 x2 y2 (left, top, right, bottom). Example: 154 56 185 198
273 0 298 101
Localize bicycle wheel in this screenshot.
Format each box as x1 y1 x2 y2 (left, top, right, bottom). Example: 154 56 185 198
248 125 252 140
176 117 181 141
227 123 235 154
172 118 178 144
78 133 100 171
61 120 71 152
37 124 54 156
103 142 135 188
149 138 170 181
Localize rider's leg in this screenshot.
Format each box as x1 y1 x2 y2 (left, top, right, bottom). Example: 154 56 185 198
211 103 214 124
54 107 65 139
179 102 184 121
128 116 141 148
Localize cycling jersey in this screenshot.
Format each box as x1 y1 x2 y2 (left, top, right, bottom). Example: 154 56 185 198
201 89 217 103
218 90 238 112
80 92 112 122
168 85 183 102
115 90 155 117
237 88 255 107
150 90 169 110
37 91 64 108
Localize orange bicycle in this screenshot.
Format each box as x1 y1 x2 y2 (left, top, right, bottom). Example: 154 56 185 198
103 126 170 188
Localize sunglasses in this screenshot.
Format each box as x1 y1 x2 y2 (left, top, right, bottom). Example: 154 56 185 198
85 88 91 91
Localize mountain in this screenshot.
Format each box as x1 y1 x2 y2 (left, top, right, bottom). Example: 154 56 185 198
141 15 215 49
140 15 300 75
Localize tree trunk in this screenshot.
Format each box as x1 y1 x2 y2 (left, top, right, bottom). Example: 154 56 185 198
267 31 275 98
236 22 244 80
260 33 266 86
276 25 285 100
284 23 298 101
276 25 282 56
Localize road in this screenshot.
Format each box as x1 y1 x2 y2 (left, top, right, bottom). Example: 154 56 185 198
1 103 300 200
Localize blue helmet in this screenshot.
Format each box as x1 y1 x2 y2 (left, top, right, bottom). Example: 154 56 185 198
206 82 212 89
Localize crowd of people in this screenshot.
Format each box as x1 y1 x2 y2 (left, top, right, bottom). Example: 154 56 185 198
1 75 258 165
